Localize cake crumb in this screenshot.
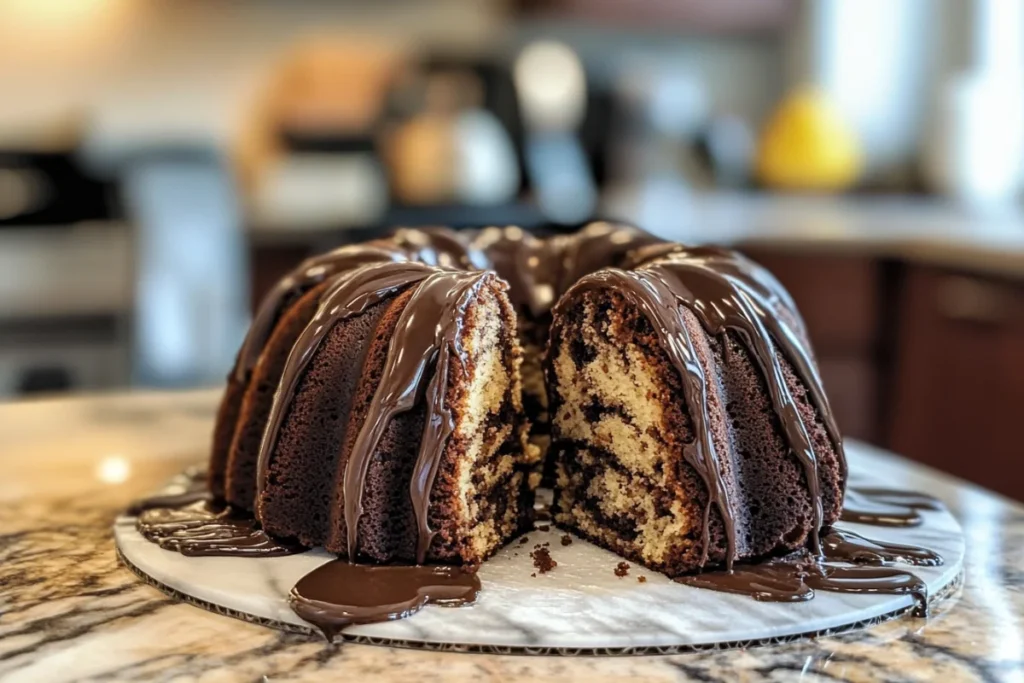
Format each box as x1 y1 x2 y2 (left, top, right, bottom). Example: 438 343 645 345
560 534 573 546
531 547 557 574
519 536 529 545
537 524 551 532
637 576 647 583
530 572 537 578
614 562 630 578
542 542 550 547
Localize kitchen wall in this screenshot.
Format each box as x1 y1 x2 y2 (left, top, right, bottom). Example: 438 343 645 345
514 23 786 130
0 0 795 160
0 0 507 153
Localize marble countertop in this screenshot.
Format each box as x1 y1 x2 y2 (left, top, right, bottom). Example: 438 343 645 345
0 389 1021 682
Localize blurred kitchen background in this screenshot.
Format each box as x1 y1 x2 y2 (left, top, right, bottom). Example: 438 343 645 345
0 0 1021 499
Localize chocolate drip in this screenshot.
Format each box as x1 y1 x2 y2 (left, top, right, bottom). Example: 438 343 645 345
823 528 943 567
805 566 929 617
557 222 664 297
409 325 457 562
290 561 480 641
342 270 491 562
557 248 845 568
235 222 664 390
841 487 945 527
645 248 844 538
563 268 737 566
677 564 814 602
678 558 929 615
853 488 943 509
627 245 845 491
126 468 209 515
254 261 437 502
127 490 210 516
238 222 664 386
392 227 490 271
235 244 407 380
470 226 559 316
137 502 303 557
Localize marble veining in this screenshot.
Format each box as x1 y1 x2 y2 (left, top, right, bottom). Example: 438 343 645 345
0 389 1022 682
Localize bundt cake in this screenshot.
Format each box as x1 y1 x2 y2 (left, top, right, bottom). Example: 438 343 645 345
256 262 531 565
204 222 846 575
546 245 844 575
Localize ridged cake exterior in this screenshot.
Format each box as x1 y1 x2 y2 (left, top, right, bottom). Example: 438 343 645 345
256 267 532 565
208 225 847 575
546 247 844 575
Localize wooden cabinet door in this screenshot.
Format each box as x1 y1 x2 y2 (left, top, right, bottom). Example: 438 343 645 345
890 267 1024 501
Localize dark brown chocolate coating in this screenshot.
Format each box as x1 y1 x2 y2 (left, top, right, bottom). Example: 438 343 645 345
340 270 492 563
840 487 945 527
290 561 480 642
145 221 952 628
209 224 661 512
549 247 845 571
235 243 407 381
677 561 929 616
224 284 329 511
136 502 303 557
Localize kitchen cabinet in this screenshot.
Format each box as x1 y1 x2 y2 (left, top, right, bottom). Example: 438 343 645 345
889 266 1024 500
250 245 314 314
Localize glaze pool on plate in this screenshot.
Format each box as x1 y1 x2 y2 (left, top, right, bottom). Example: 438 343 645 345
114 478 964 653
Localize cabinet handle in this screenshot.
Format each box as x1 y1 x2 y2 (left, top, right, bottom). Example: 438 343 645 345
936 276 1010 324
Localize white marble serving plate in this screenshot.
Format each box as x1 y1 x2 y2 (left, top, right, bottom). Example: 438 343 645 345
114 465 964 654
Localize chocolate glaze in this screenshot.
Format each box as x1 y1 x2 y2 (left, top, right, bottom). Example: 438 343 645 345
393 227 490 271
853 488 944 509
841 487 946 527
823 528 943 567
236 222 658 388
556 248 845 568
137 502 303 557
235 244 407 381
127 490 210 516
806 566 929 617
290 561 480 641
557 221 665 297
678 557 930 616
469 226 556 316
126 467 209 515
677 564 814 603
677 517 941 611
341 269 492 563
254 261 438 503
147 221 954 628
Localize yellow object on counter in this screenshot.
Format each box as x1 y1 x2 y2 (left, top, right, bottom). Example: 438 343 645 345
756 88 863 192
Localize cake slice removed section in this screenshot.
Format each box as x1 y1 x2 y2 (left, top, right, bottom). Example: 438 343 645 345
255 265 536 566
546 274 842 577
